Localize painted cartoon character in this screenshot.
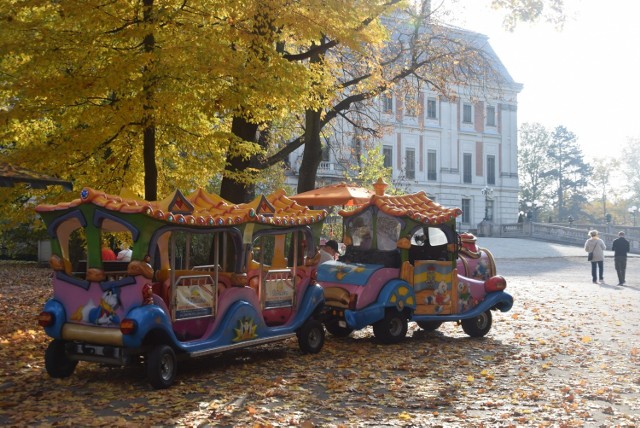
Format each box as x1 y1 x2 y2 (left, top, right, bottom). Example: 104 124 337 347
90 288 122 325
142 283 154 305
472 259 489 280
71 288 122 326
434 281 450 304
457 281 472 312
331 264 366 281
426 281 450 313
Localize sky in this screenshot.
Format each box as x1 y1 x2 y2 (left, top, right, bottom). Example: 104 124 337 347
445 0 640 161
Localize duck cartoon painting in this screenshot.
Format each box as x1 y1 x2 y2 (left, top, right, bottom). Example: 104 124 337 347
70 288 122 326
91 288 122 325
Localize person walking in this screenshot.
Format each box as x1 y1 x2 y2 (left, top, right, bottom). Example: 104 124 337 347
611 231 630 286
584 230 606 284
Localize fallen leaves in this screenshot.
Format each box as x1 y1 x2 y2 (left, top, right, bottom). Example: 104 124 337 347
1 259 640 427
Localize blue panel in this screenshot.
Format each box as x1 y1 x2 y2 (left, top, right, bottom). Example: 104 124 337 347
317 261 385 286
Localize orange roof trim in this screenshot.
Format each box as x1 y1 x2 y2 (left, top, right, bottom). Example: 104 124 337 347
36 187 327 226
339 191 462 225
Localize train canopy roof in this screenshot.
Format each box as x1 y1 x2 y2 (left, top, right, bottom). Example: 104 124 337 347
0 162 72 190
36 187 327 227
291 182 374 206
339 179 462 225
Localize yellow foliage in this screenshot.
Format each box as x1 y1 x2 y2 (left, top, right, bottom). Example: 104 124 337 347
0 0 396 221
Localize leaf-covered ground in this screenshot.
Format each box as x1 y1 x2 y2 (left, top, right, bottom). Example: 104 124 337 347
1 258 639 427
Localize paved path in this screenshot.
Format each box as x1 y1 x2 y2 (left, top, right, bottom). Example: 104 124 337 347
477 237 628 259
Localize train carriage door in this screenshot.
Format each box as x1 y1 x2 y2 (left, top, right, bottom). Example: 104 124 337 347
413 260 457 315
410 226 458 315
251 230 301 326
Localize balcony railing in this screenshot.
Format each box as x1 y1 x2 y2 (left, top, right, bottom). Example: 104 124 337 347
317 161 346 177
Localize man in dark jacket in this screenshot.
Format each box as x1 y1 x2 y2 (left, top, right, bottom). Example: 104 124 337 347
611 231 630 285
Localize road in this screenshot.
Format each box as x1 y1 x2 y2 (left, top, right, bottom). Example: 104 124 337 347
487 240 640 427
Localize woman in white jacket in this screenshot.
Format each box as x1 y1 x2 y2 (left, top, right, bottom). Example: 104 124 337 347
116 244 133 262
584 230 606 284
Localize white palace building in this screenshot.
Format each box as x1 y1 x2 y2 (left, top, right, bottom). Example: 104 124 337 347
285 17 522 232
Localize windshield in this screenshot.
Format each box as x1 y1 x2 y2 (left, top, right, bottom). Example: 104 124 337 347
376 211 401 251
410 227 450 247
346 210 373 249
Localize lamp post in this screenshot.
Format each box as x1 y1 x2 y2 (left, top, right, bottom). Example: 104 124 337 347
629 206 638 227
481 187 494 221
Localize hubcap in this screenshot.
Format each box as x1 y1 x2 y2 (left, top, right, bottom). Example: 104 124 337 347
390 318 403 336
476 314 488 329
308 327 321 348
160 353 173 381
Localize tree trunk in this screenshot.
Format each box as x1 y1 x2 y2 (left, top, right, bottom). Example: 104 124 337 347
142 0 157 201
295 44 325 195
143 125 157 201
296 109 323 194
219 116 258 203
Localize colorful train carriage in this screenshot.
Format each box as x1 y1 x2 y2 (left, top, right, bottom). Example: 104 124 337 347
37 187 327 388
317 179 513 343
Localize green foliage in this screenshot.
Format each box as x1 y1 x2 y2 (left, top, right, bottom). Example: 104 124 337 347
342 142 392 191
518 122 553 208
588 157 622 222
0 221 47 260
518 123 593 222
491 0 566 30
546 125 592 220
621 137 640 202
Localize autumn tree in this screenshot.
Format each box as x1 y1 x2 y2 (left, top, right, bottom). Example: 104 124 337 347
215 0 390 202
0 0 354 204
0 0 567 229
218 1 401 201
242 1 518 199
2 1 234 200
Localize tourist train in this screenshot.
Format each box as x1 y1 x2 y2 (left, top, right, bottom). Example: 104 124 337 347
37 180 512 388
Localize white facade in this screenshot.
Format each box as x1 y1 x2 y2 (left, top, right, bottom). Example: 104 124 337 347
285 31 522 232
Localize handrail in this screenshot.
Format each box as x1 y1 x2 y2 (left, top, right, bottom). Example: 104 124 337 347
495 222 640 254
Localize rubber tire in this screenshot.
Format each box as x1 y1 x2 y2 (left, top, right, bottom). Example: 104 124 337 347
417 320 443 331
297 319 325 354
45 339 78 378
461 310 493 338
325 320 354 338
373 310 408 344
147 345 177 389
